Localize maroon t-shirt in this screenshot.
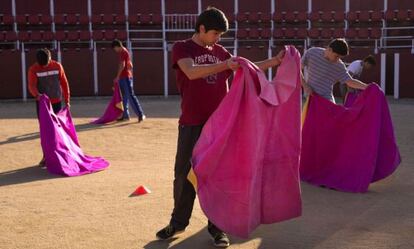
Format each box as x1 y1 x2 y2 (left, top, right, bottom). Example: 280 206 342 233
119 47 132 79
172 39 232 125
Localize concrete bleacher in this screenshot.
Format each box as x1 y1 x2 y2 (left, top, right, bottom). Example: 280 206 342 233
0 1 411 46
0 0 413 99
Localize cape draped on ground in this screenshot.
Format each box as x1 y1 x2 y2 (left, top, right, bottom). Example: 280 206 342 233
39 95 109 176
91 81 123 124
300 84 401 192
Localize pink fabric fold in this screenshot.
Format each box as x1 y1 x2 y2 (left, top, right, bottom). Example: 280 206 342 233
300 84 401 192
91 81 123 124
39 95 110 176
191 46 302 238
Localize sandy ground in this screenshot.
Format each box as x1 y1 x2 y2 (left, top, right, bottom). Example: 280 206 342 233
0 96 413 249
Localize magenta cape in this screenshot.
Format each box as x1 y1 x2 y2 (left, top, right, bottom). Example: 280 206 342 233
300 84 401 192
191 46 302 238
39 95 110 176
91 81 123 124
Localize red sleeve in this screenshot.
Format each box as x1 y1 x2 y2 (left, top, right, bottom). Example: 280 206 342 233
28 66 39 98
59 63 70 103
172 42 191 69
223 47 232 60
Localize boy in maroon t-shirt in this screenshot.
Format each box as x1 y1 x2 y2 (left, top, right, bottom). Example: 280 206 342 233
156 7 285 247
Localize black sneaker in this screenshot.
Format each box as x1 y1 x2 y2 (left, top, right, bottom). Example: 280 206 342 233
211 232 230 248
156 224 184 240
117 117 130 122
38 158 46 168
138 115 146 123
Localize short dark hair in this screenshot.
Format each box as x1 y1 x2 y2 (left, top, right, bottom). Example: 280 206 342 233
363 55 376 66
36 48 51 66
195 7 228 33
328 38 349 56
111 39 123 48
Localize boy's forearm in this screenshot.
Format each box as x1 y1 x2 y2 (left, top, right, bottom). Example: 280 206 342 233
346 79 368 90
185 62 228 80
255 57 281 71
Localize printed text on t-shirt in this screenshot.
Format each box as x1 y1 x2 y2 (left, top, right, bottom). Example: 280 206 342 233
194 54 222 64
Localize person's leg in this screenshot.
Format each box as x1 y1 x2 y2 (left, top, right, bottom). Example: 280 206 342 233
208 221 230 247
35 101 40 118
36 101 62 168
118 78 130 119
35 101 45 167
124 78 144 118
156 125 203 239
170 125 203 229
51 102 62 114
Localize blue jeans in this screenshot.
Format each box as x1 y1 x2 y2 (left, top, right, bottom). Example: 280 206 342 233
119 78 144 119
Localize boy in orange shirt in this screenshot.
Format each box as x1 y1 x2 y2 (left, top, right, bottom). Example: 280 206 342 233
28 48 71 167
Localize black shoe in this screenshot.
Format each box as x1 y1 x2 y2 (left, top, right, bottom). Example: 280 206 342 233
156 224 184 240
117 117 130 122
138 115 146 123
38 158 46 168
211 231 230 248
208 223 230 248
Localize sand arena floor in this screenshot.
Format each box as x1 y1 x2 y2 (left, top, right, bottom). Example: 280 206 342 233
0 96 413 249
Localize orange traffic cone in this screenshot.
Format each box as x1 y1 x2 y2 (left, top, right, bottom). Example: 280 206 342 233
130 185 151 197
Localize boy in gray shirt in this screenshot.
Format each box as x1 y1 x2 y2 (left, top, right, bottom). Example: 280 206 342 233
301 39 368 103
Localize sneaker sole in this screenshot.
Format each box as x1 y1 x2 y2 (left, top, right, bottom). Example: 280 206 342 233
212 239 230 248
213 242 230 248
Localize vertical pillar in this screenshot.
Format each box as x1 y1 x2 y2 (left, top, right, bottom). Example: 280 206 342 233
161 0 168 97
88 0 92 32
93 42 99 95
380 53 386 92
393 53 399 99
125 0 129 40
12 0 17 31
234 0 239 56
268 0 275 80
21 44 27 101
50 0 55 32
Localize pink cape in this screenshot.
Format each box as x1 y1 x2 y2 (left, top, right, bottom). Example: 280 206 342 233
91 81 123 124
300 84 401 192
39 95 110 176
191 46 302 238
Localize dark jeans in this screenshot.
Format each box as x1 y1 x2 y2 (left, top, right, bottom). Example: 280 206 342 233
36 101 62 159
36 101 62 117
119 78 144 119
170 124 223 235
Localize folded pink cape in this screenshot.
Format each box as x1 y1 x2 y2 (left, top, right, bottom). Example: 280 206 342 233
39 95 110 176
191 46 302 238
300 84 401 192
91 81 123 124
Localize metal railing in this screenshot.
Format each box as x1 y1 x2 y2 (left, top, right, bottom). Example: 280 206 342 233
164 14 198 31
380 26 414 51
